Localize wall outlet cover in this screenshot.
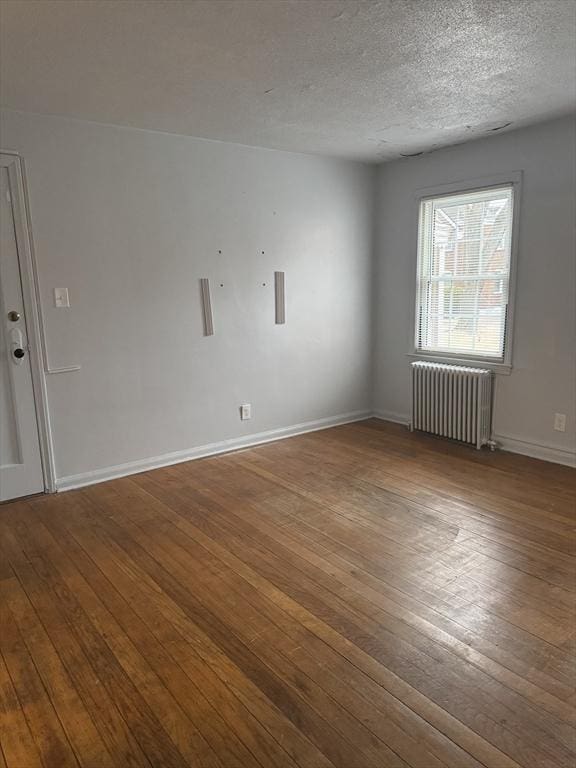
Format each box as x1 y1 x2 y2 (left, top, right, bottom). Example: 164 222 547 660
240 404 252 420
553 413 566 432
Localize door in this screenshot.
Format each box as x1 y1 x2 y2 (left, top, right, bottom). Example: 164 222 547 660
0 163 44 501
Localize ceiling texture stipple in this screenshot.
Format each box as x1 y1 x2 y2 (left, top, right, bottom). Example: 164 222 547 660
1 0 575 162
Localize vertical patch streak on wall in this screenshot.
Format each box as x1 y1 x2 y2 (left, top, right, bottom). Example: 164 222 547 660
274 271 285 324
200 278 214 336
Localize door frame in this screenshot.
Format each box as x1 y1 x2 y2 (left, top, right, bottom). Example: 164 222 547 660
1 151 56 493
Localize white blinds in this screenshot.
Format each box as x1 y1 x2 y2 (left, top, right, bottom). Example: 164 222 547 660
416 185 513 360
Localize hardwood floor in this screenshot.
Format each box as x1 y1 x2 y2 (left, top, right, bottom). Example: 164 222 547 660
1 419 575 768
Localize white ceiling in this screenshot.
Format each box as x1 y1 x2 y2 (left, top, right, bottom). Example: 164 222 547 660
1 0 575 162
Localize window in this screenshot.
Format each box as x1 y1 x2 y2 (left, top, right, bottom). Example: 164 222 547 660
415 184 514 362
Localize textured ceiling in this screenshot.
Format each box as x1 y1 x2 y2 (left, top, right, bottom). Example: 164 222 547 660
1 0 575 162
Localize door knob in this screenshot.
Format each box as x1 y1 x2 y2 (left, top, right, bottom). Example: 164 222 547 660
13 348 25 359
7 310 20 322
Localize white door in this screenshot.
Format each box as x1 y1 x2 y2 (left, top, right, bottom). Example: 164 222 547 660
0 163 44 501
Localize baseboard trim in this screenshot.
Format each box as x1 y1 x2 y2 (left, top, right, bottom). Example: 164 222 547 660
371 413 576 468
56 410 372 492
55 410 576 490
372 410 410 426
493 433 576 468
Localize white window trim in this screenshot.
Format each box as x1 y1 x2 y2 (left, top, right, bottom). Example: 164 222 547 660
409 171 522 375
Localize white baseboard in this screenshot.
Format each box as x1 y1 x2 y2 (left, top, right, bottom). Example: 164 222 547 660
493 433 576 468
371 413 576 468
372 410 410 426
56 409 575 491
56 410 372 492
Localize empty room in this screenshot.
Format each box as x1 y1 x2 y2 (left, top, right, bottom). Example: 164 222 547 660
0 1 575 766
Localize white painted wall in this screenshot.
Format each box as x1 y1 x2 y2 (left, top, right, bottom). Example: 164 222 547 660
1 109 574 481
0 110 374 483
374 116 576 462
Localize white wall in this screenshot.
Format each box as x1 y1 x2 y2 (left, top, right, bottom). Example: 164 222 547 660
2 110 574 480
0 110 374 483
374 116 576 463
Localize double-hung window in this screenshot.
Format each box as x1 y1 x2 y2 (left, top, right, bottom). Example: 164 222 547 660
415 184 515 364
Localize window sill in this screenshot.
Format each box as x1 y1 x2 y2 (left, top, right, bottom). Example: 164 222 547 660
406 352 512 375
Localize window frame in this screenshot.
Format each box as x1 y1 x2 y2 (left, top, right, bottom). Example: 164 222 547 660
410 172 522 374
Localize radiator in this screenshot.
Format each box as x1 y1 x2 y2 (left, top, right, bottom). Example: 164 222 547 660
410 361 493 449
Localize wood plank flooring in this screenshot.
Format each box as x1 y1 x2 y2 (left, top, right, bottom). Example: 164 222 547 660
1 419 575 768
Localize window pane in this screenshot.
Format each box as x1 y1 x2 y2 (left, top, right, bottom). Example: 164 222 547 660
416 185 513 360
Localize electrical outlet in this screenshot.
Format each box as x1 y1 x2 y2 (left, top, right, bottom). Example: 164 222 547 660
553 413 566 432
240 404 252 421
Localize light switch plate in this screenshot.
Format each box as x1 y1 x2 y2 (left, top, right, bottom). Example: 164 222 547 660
54 287 70 308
